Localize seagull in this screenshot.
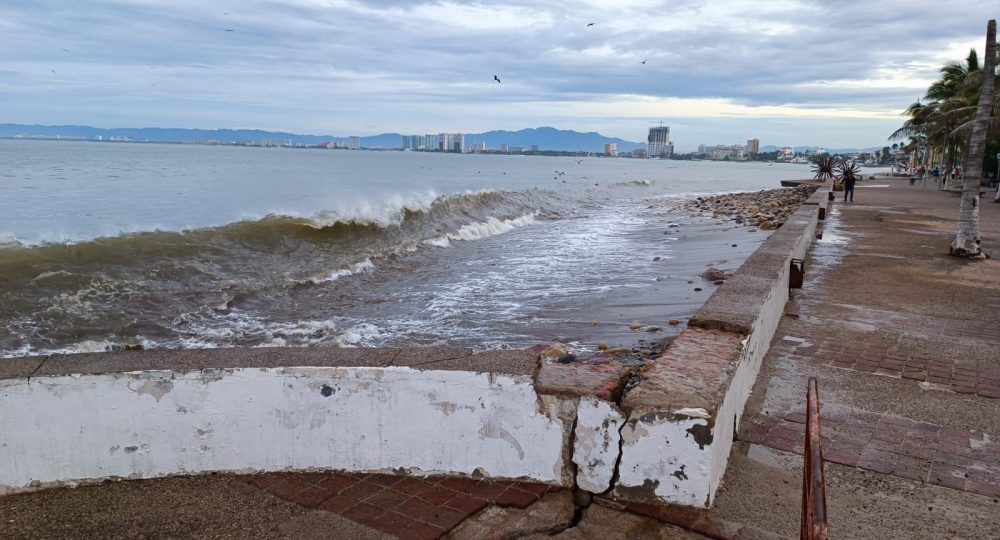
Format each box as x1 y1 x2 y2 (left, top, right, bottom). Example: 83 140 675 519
641 59 647 64
586 22 595 26
61 48 69 53
50 69 56 73
493 75 500 84
225 29 235 32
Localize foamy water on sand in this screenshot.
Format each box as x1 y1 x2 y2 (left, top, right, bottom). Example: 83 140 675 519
1 139 824 357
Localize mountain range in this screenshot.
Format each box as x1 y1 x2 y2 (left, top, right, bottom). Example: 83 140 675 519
759 144 883 154
0 124 644 153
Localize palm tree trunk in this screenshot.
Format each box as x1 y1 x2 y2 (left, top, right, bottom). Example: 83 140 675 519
951 19 996 258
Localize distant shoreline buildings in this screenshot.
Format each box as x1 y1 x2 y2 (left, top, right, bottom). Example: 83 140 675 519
694 138 760 161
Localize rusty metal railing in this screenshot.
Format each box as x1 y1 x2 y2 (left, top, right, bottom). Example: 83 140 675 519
801 378 829 540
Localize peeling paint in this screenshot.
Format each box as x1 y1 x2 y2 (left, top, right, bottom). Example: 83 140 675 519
685 422 713 450
573 397 624 493
132 379 174 402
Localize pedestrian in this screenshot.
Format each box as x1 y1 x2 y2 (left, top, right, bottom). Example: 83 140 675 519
844 173 856 203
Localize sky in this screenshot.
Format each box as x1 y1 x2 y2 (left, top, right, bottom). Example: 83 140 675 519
1 1 995 152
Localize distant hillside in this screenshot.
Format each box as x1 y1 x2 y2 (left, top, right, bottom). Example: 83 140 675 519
760 145 883 154
0 124 644 153
463 127 643 153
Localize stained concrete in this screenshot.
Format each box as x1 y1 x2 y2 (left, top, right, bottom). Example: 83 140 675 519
9 346 539 380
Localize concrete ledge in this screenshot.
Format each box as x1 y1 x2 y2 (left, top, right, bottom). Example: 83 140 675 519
7 347 537 380
613 196 826 507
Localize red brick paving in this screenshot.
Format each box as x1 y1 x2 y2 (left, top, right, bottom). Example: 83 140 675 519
738 407 1000 498
768 336 1000 399
243 471 561 539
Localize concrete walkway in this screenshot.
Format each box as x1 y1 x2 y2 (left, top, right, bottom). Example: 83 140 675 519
2 176 997 539
710 177 1000 539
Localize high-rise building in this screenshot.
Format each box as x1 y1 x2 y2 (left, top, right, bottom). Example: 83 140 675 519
648 126 672 158
472 141 486 152
746 139 760 158
530 145 539 152
347 136 361 150
605 143 617 156
439 133 465 152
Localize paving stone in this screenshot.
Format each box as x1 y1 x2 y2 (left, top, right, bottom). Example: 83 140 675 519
493 487 540 509
534 358 630 401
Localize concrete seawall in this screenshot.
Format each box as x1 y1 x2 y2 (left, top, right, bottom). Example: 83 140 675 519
0 188 831 507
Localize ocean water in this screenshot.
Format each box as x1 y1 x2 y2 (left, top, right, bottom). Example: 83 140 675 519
1 139 819 357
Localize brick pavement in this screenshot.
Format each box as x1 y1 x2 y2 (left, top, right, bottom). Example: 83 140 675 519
242 471 561 539
768 335 1000 399
739 406 1000 498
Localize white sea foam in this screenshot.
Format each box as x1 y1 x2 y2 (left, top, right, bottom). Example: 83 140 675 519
335 322 385 347
304 258 376 285
424 214 537 247
0 232 21 248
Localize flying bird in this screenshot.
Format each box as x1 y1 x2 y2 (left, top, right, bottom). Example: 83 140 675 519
61 48 69 53
641 59 647 64
493 75 500 84
587 22 595 26
225 29 235 32
50 69 56 73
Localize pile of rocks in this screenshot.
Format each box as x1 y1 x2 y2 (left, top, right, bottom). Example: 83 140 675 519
679 185 818 230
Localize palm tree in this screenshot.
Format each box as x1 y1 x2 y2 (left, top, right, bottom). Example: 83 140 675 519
893 46 997 189
950 19 995 258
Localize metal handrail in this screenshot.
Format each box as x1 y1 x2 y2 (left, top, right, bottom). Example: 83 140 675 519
801 378 829 539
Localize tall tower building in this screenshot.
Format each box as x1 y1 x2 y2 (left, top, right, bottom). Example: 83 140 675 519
648 126 671 158
746 138 760 158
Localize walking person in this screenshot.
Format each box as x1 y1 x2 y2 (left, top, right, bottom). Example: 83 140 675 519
844 173 856 203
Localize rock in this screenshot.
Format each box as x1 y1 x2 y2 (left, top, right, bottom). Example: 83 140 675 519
694 287 703 291
640 326 661 332
760 221 775 230
652 256 661 262
597 341 608 351
668 319 680 325
714 280 725 285
687 279 694 284
589 320 597 326
701 267 726 281
602 348 631 355
541 343 567 361
629 320 642 330
557 354 576 364
731 244 737 247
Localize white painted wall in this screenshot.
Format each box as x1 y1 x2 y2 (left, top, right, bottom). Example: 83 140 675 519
616 411 713 507
573 397 624 493
0 367 568 493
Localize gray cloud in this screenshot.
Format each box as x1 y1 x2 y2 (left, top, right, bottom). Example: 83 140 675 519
0 0 994 150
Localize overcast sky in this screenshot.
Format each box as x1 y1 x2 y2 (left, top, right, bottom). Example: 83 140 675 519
1 1 995 151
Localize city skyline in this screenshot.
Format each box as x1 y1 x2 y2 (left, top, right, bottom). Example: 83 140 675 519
2 1 994 152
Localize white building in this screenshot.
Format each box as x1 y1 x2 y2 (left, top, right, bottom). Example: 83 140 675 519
439 133 464 152
647 126 672 158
